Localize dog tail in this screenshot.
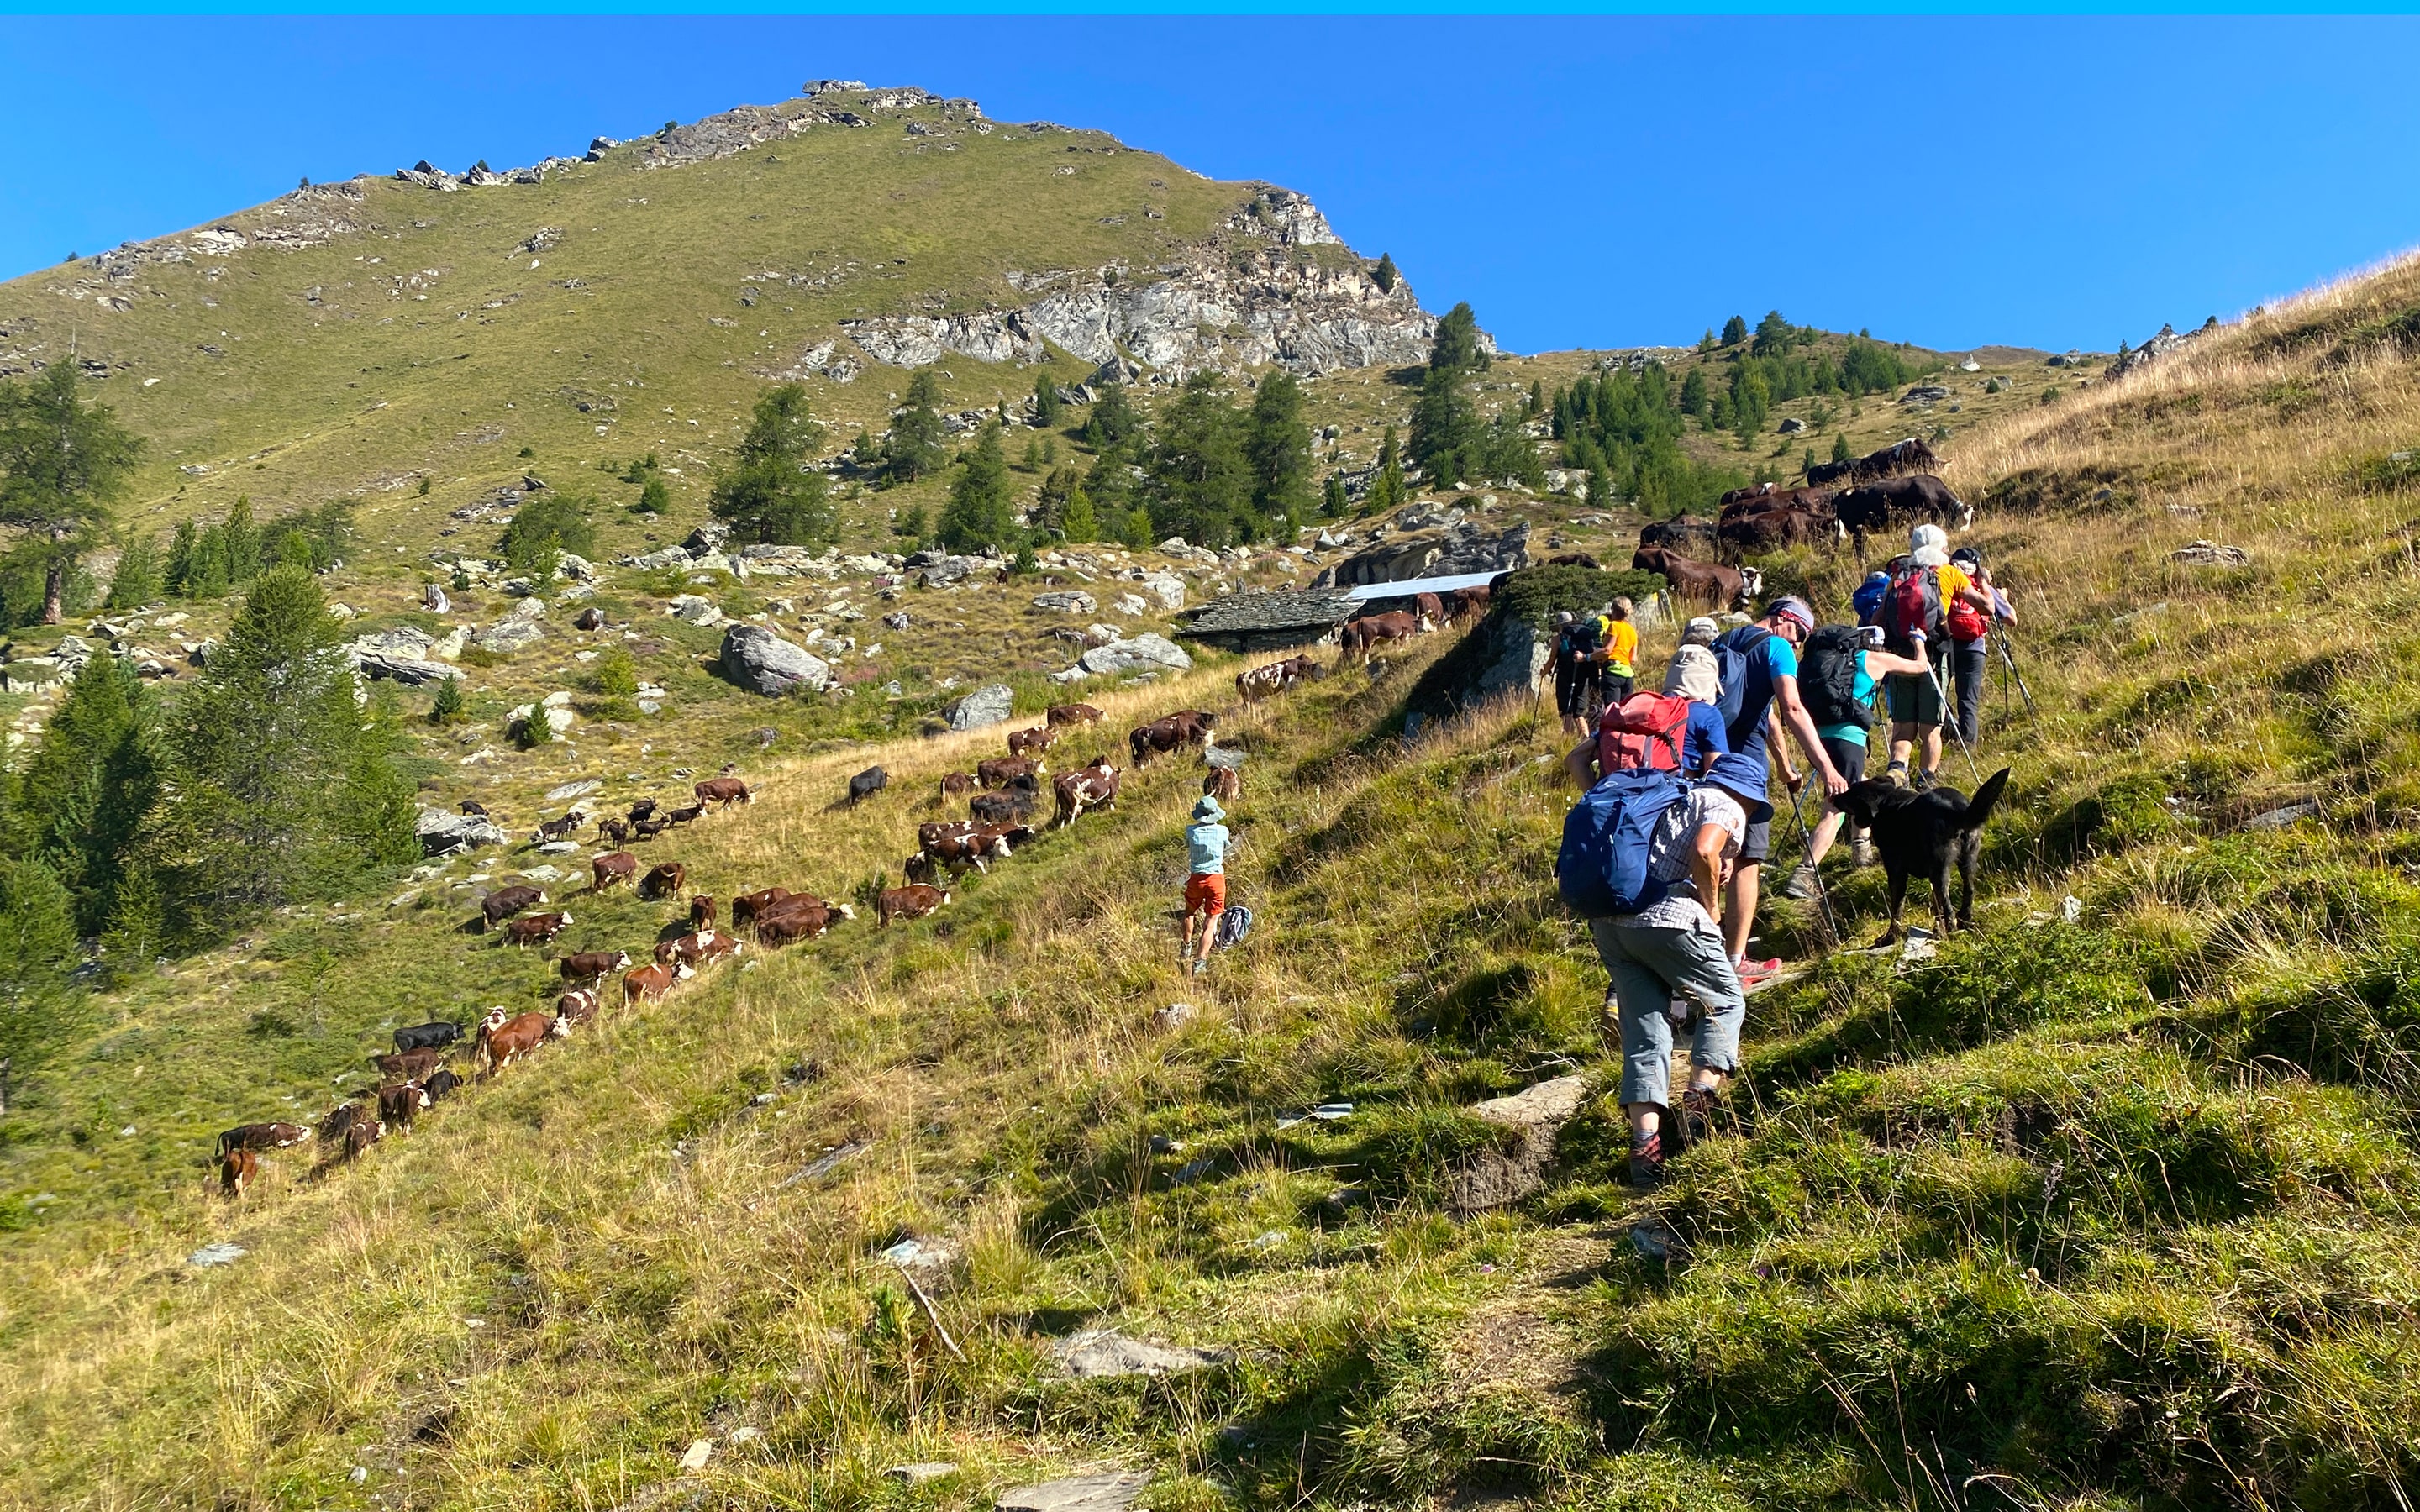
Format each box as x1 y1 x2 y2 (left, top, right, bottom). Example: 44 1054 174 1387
1960 768 2013 832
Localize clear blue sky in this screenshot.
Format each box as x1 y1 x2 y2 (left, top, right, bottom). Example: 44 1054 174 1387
5 16 2417 355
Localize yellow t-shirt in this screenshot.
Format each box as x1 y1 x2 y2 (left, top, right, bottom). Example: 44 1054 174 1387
1600 618 1639 676
1934 563 1973 604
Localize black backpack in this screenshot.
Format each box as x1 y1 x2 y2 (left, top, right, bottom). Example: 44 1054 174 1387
1798 624 1870 732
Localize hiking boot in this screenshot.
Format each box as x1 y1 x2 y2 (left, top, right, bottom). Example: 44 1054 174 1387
1912 768 1939 793
1851 835 1876 869
1781 863 1821 900
1737 956 1784 988
1677 1086 1718 1148
1885 760 1911 789
1628 1131 1666 1189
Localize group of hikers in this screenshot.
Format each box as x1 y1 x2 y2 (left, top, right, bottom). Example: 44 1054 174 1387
1556 522 2018 1186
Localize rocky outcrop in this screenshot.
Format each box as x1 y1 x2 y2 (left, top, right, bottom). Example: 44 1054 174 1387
1313 520 1528 588
942 682 1015 730
633 102 871 171
2106 319 2217 381
718 624 831 696
416 808 508 857
1076 633 1192 677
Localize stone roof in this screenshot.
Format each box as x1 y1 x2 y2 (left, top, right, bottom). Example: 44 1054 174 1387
1176 589 1359 638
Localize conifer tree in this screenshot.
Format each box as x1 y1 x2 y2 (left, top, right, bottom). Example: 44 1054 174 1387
16 654 159 937
710 383 832 544
105 534 160 611
937 421 1016 551
1244 371 1313 523
1322 475 1348 518
1372 252 1399 292
1032 373 1063 427
883 370 950 485
1831 433 1854 465
1060 486 1097 543
0 857 81 1110
1081 381 1141 449
0 363 141 624
1720 315 1749 347
1145 373 1253 545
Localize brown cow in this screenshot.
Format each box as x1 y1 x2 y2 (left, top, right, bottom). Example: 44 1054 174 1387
1046 703 1103 729
639 862 686 900
558 949 632 984
755 896 855 947
1052 757 1122 828
480 885 547 930
341 1119 382 1165
695 776 753 810
556 987 602 1026
918 823 1029 877
653 929 744 967
976 755 1042 789
218 1147 257 1200
1204 766 1241 802
1414 591 1446 623
1631 548 1760 609
729 886 793 927
1544 552 1602 569
1833 474 1975 547
690 895 716 931
1716 486 1842 561
879 885 950 925
216 1121 311 1157
502 911 573 947
592 852 639 892
918 819 982 853
663 804 706 827
317 1101 369 1147
1128 711 1217 767
939 771 976 800
1007 725 1059 759
621 960 693 1005
1448 585 1493 622
1339 611 1422 661
369 1047 446 1084
474 1006 566 1077
377 1081 431 1133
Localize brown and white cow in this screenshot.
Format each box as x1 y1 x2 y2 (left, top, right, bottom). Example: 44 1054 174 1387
1052 757 1122 828
502 911 573 947
1447 585 1493 623
480 885 547 930
1237 654 1321 704
639 862 687 900
369 1047 446 1084
216 1121 312 1158
653 930 743 968
878 884 950 925
1128 711 1217 767
1007 725 1058 759
1413 591 1446 623
1046 702 1104 729
218 1147 258 1200
1204 766 1241 802
474 1006 566 1077
555 987 602 1026
377 1081 432 1133
558 949 632 984
939 771 976 800
729 887 793 927
695 777 753 810
340 1119 383 1165
592 852 639 892
318 1101 370 1148
621 960 694 1006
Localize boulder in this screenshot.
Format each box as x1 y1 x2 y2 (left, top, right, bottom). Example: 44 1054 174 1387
682 522 734 556
1077 633 1192 676
942 682 1015 731
2169 540 2249 568
1139 575 1186 610
717 624 830 696
416 808 508 856
1899 384 1952 404
666 594 726 626
1050 1330 1229 1378
996 1474 1150 1512
509 703 576 738
358 650 458 686
475 619 544 654
1033 591 1097 614
1448 1074 1589 1214
1113 593 1151 617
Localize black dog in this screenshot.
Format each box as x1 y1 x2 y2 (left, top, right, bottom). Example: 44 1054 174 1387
1832 769 2012 944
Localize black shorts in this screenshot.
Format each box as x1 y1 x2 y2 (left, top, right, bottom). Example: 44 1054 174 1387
1822 737 1868 788
1555 669 1586 717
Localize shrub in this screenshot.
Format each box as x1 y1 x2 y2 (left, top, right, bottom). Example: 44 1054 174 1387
497 493 596 573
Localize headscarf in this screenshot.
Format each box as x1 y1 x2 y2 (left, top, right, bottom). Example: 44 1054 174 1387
1664 643 1720 703
1909 522 1949 569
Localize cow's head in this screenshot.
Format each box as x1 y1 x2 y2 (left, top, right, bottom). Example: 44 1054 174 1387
612 952 631 969
832 904 856 921
1739 567 1766 601
559 913 574 927
480 1006 508 1032
549 1014 573 1038
674 963 697 979
1950 496 1975 531
413 1087 432 1108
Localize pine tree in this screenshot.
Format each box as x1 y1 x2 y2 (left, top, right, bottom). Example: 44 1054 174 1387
1697 328 1718 355
16 654 159 937
710 383 833 544
1372 252 1399 292
1244 371 1313 524
429 673 466 725
1679 368 1709 416
937 421 1016 551
633 475 670 515
1720 315 1749 347
1144 372 1253 545
1060 486 1097 543
1022 437 1044 472
1033 373 1064 428
0 858 82 1110
220 496 259 582
883 370 950 485
1751 310 1797 357
1428 302 1490 375
497 493 597 572
105 534 160 611
1831 433 1854 465
1119 505 1155 549
1081 381 1141 449
1526 379 1544 418
1410 365 1477 486
1367 426 1406 515
1322 475 1348 518
97 860 163 977
0 363 143 624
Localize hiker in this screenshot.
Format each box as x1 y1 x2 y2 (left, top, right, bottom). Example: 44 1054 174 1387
1552 612 1595 737
1179 795 1231 978
1681 616 1720 648
1711 596 1847 987
1852 570 1890 627
1880 524 1996 788
1946 546 2017 749
1564 643 1728 786
1784 624 1939 899
1581 752 1776 1188
1595 598 1639 709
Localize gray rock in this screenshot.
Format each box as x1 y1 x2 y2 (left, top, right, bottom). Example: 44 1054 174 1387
620 547 692 571
1050 1330 1229 1378
886 1464 959 1485
2169 540 2249 568
1113 594 1151 617
718 624 830 696
1139 575 1186 610
545 779 602 801
357 650 459 686
881 611 912 631
1077 633 1192 676
1033 591 1097 614
995 1473 1150 1512
2237 801 2320 832
476 619 544 655
1449 1074 1590 1215
681 522 734 556
943 682 1015 731
187 1242 248 1268
415 809 508 857
1899 384 1953 404
666 594 725 626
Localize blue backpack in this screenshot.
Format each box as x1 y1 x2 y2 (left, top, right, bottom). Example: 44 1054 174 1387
1556 769 1691 918
1711 624 1775 747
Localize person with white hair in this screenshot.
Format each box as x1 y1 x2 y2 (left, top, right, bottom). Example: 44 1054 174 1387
1879 522 1996 787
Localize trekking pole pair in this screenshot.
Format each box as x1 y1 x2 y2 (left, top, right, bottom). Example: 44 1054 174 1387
1918 637 1982 784
1786 782 1841 948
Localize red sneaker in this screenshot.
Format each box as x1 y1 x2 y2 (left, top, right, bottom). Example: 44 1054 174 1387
1736 957 1785 987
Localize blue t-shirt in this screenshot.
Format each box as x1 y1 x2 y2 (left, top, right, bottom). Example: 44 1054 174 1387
1186 822 1230 876
1715 626 1798 769
1817 651 1883 749
1682 702 1730 773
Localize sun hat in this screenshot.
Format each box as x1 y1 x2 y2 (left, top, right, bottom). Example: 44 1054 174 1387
1909 522 1950 568
1663 643 1720 703
1682 616 1720 646
1192 796 1225 822
1701 753 1776 825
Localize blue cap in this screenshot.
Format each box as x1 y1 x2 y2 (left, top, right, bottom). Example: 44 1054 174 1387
1701 753 1776 824
1192 796 1225 822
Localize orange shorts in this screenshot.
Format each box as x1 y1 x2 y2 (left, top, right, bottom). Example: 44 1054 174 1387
1184 873 1227 916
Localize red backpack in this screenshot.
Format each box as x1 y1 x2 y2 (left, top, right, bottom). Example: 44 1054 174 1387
1884 562 1944 649
1597 692 1691 773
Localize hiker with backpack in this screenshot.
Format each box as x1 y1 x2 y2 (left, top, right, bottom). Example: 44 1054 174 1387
1708 597 1847 988
1783 623 1943 900
1946 546 2016 749
1880 523 1996 788
1179 795 1231 979
1594 598 1639 710
1555 750 1776 1188
1563 643 1729 787
1553 612 1597 737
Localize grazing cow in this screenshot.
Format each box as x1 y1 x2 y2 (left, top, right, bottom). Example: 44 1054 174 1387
1052 757 1122 828
377 1082 432 1133
592 851 639 891
654 929 743 967
502 911 573 948
392 1021 464 1054
847 766 888 806
976 756 1042 789
1833 474 1975 549
971 788 1039 825
341 1120 383 1165
218 1147 257 1200
903 852 939 885
216 1121 312 1157
555 987 602 1026
1046 703 1104 729
1205 766 1241 802
879 885 950 925
598 817 632 848
695 776 753 810
918 818 982 852
628 799 659 824
480 885 547 930
632 817 671 842
1717 487 1843 561
639 862 687 900
1007 725 1058 759
1544 552 1602 569
755 897 855 947
1807 436 1940 489
1339 612 1423 661
1631 548 1758 610
664 804 706 827
921 823 1029 878
317 1102 368 1147
1237 654 1321 705
1719 480 1783 508
729 887 793 927
1413 591 1446 623
690 895 716 931
558 949 632 984
1638 516 1720 557
1447 585 1493 623
573 606 608 632
459 800 490 817
1128 711 1217 767
939 771 976 800
622 960 694 1005
370 1047 446 1085
533 811 587 843
423 1068 463 1104
474 1007 566 1077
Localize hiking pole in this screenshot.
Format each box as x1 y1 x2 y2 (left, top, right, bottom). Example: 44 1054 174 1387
1920 643 1982 785
1997 635 2039 719
1786 782 1841 948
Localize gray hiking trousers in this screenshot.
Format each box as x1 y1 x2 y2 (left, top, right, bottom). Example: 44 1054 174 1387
1588 916 1747 1110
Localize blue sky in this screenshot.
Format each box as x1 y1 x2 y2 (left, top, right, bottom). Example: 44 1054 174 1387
4 16 2417 355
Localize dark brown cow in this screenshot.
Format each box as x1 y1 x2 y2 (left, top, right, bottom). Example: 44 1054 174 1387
423 1068 463 1103
622 960 692 1005
755 896 854 947
369 1047 446 1084
628 799 660 823
1052 757 1122 828
1833 474 1975 547
1204 766 1241 802
1128 711 1217 767
939 771 976 800
459 799 490 817
690 895 716 931
1638 517 1719 556
1046 703 1104 729
1631 548 1759 609
216 1121 311 1157
1339 612 1421 661
729 887 793 927
1717 487 1842 560
341 1119 382 1166
663 804 706 827
474 1007 566 1077
1007 725 1058 759
533 811 587 843
1447 585 1493 622
847 766 887 806
592 852 639 892
1807 436 1940 489
555 987 602 1026
480 885 547 930
377 1081 431 1133
318 1101 369 1147
218 1147 257 1199
695 777 752 810
597 817 632 848
879 885 950 925
502 911 573 947
976 756 1042 789
971 787 1039 825
1544 552 1602 569
558 948 632 984
639 862 686 900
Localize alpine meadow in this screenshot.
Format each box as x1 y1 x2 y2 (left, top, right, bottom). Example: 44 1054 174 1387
6 76 2420 1512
